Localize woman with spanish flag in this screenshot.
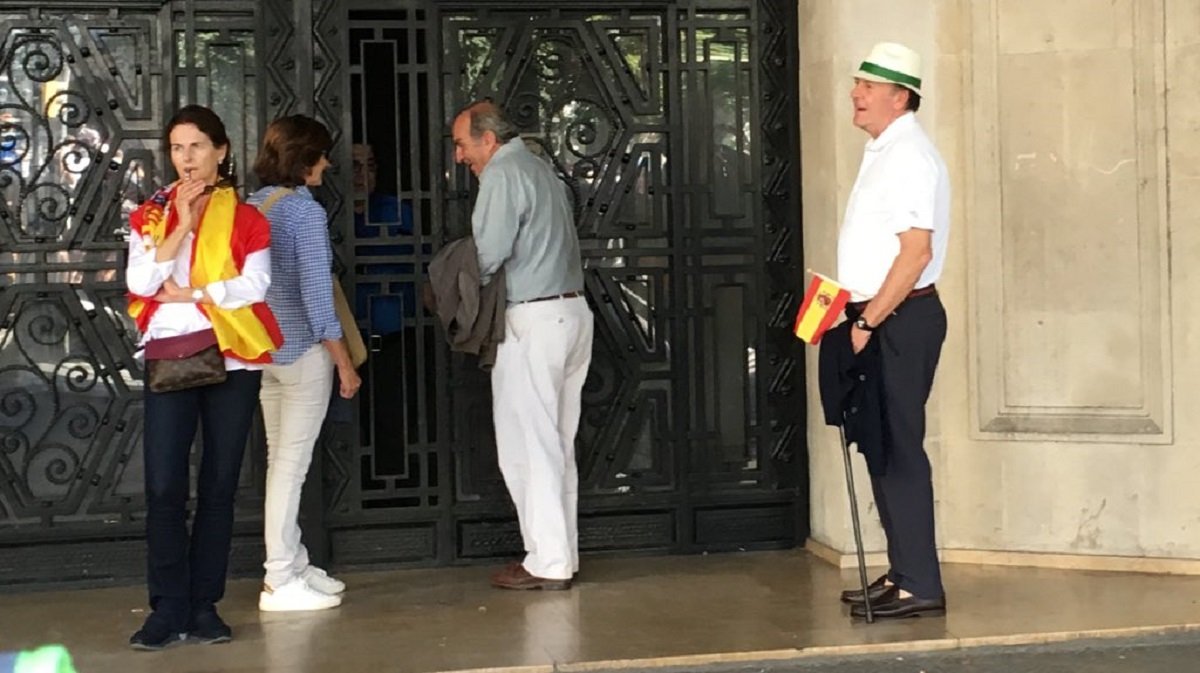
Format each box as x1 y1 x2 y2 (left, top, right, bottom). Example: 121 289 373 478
125 105 282 650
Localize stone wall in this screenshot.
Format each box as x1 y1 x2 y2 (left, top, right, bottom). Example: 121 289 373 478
800 0 1200 563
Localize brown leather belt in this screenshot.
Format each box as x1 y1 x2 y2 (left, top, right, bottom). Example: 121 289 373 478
516 290 582 304
847 283 937 311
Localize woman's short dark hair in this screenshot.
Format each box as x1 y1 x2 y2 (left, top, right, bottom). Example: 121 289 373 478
254 115 334 187
164 104 236 183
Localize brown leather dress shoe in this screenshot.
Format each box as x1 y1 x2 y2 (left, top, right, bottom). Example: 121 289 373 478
490 563 572 591
840 573 892 604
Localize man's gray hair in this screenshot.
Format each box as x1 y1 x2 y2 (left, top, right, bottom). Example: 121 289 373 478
457 99 519 143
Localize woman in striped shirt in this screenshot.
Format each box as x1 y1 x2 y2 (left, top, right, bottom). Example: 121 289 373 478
248 115 361 613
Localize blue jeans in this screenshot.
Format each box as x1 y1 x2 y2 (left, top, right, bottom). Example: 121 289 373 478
142 369 261 627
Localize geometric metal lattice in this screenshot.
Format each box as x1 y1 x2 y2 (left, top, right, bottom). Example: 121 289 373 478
0 2 275 585
1 14 159 532
0 0 805 587
331 0 807 566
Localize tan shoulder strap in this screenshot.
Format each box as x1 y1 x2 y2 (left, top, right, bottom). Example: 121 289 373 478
256 186 294 216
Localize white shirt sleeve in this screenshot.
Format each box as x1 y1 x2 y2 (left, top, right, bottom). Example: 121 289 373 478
204 248 271 309
125 228 175 296
885 149 937 234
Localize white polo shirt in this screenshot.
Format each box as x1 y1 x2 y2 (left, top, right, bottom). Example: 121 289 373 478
837 112 950 302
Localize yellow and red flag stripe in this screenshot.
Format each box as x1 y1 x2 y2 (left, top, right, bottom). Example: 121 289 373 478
190 188 281 364
127 186 282 363
793 273 850 344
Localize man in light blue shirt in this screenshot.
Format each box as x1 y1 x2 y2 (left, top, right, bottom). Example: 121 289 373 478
451 100 592 590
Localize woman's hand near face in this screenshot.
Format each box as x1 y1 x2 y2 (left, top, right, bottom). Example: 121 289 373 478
173 176 209 231
153 174 212 264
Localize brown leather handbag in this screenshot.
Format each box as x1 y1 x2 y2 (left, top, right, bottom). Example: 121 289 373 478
144 329 227 393
331 277 367 368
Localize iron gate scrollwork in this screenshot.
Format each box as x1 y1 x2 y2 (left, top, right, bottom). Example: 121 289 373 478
0 0 304 586
0 0 803 586
0 11 168 565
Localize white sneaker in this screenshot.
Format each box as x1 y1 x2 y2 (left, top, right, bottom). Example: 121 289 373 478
259 578 342 612
302 566 346 595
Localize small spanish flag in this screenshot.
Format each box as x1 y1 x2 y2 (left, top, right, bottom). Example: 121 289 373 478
793 272 850 344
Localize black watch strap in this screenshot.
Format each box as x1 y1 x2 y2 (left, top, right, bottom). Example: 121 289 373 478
854 316 876 332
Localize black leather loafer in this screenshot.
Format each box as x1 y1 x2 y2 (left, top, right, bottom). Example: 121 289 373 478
851 591 946 619
840 573 892 604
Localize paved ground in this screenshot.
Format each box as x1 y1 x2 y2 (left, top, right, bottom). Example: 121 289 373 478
613 632 1200 673
3 553 1199 673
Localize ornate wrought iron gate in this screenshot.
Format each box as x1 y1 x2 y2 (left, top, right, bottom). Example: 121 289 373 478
0 0 803 587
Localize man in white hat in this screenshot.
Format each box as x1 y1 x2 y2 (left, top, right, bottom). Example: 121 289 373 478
836 42 950 619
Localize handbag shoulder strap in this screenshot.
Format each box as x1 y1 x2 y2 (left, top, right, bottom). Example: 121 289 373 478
256 186 294 216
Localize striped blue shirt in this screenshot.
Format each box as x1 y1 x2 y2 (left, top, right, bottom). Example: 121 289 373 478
247 185 341 365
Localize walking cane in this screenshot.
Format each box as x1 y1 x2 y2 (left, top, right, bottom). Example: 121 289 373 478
838 423 874 623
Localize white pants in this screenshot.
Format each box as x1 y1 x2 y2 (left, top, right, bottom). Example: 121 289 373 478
492 296 593 580
259 344 333 589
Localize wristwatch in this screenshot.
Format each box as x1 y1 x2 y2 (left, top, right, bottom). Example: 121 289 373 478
191 288 204 302
853 316 876 332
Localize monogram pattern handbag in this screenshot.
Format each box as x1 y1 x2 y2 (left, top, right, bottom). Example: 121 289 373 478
144 329 227 393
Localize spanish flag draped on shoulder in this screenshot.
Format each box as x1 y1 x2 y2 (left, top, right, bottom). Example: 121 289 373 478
793 270 850 345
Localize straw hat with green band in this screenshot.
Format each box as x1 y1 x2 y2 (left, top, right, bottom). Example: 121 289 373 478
854 42 923 96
